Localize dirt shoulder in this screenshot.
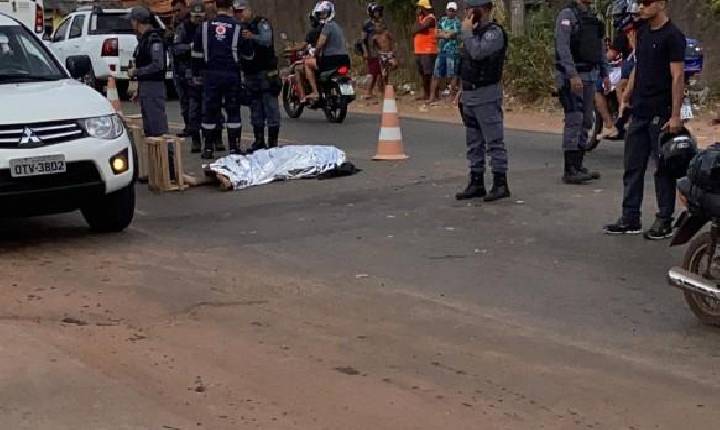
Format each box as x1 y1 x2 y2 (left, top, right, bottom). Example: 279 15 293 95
351 95 720 146
2 228 719 429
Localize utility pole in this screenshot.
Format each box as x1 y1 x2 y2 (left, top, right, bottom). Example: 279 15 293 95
510 0 524 35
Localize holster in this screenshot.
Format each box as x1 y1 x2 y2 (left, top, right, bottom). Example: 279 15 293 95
458 102 480 129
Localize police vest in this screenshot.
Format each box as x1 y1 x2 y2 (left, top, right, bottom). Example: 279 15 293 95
459 23 507 88
135 29 166 81
568 3 604 70
241 17 278 74
173 19 197 65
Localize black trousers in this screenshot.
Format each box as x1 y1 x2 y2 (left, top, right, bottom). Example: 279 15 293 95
622 115 677 222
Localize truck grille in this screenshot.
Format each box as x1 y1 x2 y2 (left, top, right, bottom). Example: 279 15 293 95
0 120 86 149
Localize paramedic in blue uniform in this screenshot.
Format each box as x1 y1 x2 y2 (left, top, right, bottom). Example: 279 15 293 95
191 0 253 158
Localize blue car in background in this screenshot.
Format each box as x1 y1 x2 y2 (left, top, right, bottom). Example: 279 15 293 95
685 38 704 77
684 37 708 107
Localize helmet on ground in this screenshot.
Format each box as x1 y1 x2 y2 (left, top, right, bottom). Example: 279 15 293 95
367 2 384 17
660 127 699 180
416 0 432 10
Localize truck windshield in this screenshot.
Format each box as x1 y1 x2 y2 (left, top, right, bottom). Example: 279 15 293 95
90 13 134 35
0 25 65 84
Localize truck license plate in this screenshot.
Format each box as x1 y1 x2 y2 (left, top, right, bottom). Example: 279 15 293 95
9 155 66 178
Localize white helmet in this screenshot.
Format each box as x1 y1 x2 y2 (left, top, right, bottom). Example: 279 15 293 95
313 1 335 23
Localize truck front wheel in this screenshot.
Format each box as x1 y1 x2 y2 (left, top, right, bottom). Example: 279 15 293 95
81 184 135 233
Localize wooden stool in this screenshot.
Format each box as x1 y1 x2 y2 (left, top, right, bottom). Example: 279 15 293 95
123 114 149 181
146 135 187 192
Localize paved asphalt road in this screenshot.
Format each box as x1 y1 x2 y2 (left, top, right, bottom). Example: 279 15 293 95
1 102 719 429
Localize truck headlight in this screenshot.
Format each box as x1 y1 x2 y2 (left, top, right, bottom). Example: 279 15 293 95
80 115 124 140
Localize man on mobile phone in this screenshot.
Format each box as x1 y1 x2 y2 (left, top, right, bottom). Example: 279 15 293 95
455 0 509 202
604 0 686 239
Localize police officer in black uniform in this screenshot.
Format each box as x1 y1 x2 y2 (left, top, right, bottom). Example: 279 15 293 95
234 0 281 152
555 0 607 184
455 0 509 202
191 0 253 159
129 7 169 138
172 0 205 152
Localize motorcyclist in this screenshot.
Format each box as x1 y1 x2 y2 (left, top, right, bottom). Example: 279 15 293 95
296 13 323 102
304 1 350 102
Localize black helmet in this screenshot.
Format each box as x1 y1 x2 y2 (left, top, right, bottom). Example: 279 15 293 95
367 2 383 17
688 143 720 193
660 127 699 180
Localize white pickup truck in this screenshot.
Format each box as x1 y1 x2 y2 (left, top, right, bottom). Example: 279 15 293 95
0 0 44 36
0 12 136 232
49 6 172 100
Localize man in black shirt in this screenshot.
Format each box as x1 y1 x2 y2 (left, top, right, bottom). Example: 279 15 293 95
604 0 686 239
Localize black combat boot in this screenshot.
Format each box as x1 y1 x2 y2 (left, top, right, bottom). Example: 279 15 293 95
577 150 601 180
249 126 266 153
562 151 593 184
190 131 202 154
268 126 280 149
227 129 243 155
201 129 215 160
484 173 511 202
455 173 486 200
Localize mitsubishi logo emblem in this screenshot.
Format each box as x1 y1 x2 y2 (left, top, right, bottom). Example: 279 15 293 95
18 127 43 148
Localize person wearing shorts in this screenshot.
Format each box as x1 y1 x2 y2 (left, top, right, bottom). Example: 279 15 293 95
362 5 385 98
413 0 437 101
305 5 350 101
429 2 461 104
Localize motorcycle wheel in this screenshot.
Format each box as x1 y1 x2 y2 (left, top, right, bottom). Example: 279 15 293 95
681 232 720 326
587 109 602 152
282 80 304 119
323 82 348 124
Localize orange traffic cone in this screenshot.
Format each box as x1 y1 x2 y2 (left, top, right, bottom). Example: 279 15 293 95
373 85 408 161
106 73 123 116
